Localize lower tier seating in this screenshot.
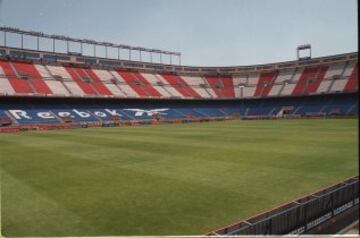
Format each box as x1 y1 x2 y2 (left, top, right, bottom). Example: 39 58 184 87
0 93 357 125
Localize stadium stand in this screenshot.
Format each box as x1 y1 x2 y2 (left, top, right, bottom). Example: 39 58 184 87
0 44 358 128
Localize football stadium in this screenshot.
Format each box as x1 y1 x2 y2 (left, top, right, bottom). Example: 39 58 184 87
0 0 358 236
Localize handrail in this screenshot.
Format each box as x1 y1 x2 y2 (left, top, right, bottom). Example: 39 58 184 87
206 176 359 235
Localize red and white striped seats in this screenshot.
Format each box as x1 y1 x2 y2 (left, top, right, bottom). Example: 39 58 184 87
160 74 201 98
232 75 247 98
317 63 345 94
115 70 158 97
91 69 127 97
0 59 357 99
343 63 358 92
268 69 294 96
329 63 357 93
0 64 16 95
280 68 303 96
46 65 85 96
11 62 53 95
110 70 140 98
242 74 259 97
140 73 172 98
254 71 278 97
35 64 71 96
181 76 214 98
0 60 34 94
203 76 235 98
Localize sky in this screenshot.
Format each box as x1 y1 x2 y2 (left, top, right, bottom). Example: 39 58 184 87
0 0 357 66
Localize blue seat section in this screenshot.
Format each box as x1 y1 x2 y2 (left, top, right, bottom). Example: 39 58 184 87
118 108 171 120
51 109 99 122
0 93 357 125
297 96 328 115
321 96 358 114
220 107 241 115
248 106 275 116
88 109 129 121
7 109 60 124
160 109 185 119
348 105 358 114
196 108 226 117
164 109 188 119
176 108 205 118
0 110 9 118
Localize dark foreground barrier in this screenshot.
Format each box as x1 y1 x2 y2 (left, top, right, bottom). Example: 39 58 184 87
207 176 359 235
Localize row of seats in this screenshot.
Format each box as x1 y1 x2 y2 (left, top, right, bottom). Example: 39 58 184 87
0 94 357 125
0 60 357 99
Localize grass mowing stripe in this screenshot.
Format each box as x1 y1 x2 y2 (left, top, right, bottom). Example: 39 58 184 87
1 119 358 236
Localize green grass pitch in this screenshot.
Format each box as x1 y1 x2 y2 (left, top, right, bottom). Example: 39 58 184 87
1 119 358 236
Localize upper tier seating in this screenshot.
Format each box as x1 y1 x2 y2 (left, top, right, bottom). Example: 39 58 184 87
35 64 71 96
160 74 201 98
88 69 127 97
181 76 215 98
141 73 173 98
0 59 357 99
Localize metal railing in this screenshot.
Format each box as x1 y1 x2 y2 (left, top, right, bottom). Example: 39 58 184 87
208 176 359 235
